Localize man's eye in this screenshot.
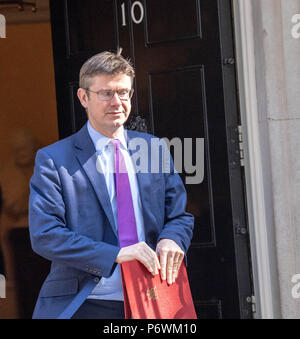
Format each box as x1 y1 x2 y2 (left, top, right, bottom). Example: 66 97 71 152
103 90 113 97
118 90 129 96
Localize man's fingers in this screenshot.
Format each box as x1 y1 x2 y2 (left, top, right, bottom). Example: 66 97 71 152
166 250 175 285
155 253 161 272
118 240 186 281
172 252 180 282
156 239 186 284
116 242 160 276
159 249 168 281
172 252 184 282
138 243 160 275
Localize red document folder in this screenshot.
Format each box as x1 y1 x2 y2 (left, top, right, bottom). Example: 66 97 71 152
120 260 197 319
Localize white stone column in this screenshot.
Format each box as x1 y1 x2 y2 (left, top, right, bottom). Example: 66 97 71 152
235 0 300 318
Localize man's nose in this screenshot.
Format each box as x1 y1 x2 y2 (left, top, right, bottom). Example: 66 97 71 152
110 92 122 105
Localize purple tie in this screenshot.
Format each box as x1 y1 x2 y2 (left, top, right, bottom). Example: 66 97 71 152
111 139 139 247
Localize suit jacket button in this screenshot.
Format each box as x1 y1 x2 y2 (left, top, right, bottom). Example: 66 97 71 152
94 277 100 283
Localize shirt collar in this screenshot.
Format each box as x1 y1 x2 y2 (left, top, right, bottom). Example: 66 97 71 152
87 121 127 154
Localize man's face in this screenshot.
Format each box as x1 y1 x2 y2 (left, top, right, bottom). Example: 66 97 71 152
77 73 133 137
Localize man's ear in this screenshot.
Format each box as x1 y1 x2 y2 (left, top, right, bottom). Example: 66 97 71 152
77 88 88 109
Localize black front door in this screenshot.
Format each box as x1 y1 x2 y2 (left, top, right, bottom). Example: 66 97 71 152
50 0 253 319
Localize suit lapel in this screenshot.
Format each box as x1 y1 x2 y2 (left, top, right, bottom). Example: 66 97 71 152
74 124 117 238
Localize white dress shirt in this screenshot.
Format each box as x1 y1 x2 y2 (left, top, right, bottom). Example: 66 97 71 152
87 121 145 301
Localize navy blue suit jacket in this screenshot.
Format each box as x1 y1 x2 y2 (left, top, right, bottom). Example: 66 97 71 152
29 123 194 319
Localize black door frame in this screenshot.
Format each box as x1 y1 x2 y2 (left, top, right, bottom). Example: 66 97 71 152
217 0 254 318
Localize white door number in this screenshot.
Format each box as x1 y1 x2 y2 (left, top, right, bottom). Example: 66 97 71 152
121 1 145 26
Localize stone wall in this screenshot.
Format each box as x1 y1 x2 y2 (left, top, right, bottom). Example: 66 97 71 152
239 0 300 318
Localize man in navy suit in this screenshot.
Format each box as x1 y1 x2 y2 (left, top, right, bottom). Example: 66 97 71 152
29 50 194 319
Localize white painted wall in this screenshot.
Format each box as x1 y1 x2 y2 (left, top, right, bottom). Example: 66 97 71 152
234 0 300 318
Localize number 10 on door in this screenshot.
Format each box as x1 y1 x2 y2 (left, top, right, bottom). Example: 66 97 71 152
121 1 145 26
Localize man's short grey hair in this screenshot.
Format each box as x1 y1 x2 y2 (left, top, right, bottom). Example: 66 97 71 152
79 48 135 90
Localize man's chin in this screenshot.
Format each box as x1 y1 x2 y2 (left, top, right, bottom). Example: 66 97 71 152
111 116 128 127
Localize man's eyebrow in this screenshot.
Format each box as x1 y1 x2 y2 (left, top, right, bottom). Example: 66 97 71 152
97 88 131 91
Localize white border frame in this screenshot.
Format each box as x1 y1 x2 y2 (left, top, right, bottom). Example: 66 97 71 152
232 0 276 319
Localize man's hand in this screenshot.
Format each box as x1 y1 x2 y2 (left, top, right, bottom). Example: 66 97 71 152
115 242 161 276
156 239 184 285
